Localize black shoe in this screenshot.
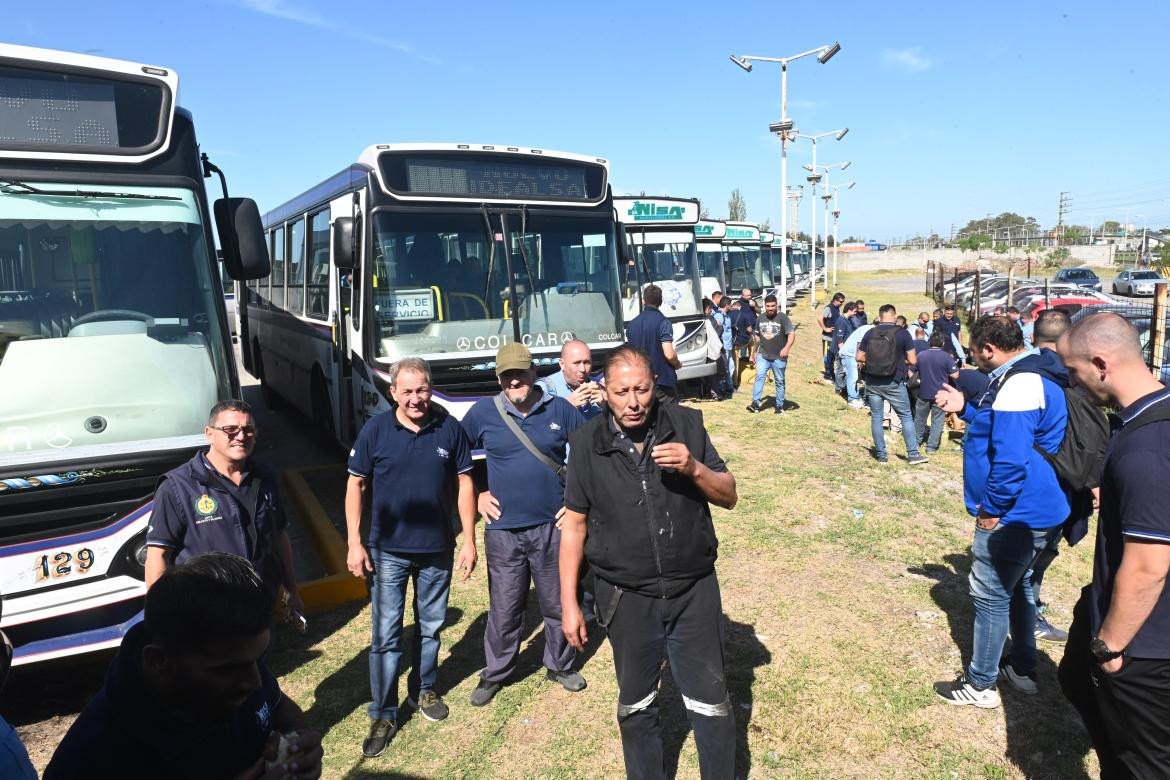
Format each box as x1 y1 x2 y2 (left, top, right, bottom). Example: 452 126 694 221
410 690 450 721
546 669 587 692
469 678 501 707
774 406 785 415
746 401 762 413
362 718 397 757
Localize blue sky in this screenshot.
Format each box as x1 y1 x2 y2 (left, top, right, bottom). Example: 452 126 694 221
10 0 1170 241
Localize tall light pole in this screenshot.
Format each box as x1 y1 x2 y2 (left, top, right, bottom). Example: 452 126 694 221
1136 214 1148 267
806 160 850 293
793 129 849 307
730 42 841 306
828 181 854 285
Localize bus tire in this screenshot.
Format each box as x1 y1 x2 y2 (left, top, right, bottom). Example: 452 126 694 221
310 369 336 446
254 344 282 410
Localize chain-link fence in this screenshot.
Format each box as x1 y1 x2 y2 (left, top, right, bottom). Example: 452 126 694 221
925 261 1169 377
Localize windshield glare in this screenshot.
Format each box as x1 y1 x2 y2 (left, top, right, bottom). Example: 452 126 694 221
0 184 230 462
621 239 700 320
697 243 723 282
372 211 623 361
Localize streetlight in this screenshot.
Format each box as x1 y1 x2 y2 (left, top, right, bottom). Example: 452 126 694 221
793 131 849 307
806 160 851 293
828 181 854 285
729 42 842 304
1136 214 1148 267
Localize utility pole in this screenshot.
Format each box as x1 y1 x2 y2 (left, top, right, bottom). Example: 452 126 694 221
1057 191 1071 248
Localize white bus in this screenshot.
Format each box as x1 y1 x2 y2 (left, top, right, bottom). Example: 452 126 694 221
0 45 268 664
615 196 715 382
723 222 765 300
696 219 727 301
245 144 626 443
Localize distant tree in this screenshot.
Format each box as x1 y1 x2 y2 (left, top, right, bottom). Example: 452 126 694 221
760 218 772 232
958 233 991 252
699 204 711 220
728 189 747 221
1101 220 1122 235
956 213 1040 237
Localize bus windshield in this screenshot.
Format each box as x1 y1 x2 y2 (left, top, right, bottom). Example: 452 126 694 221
622 235 700 320
725 246 763 291
697 243 723 282
0 184 231 462
372 211 623 360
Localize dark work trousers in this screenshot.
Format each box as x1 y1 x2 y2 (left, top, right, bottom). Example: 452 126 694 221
655 384 679 405
601 571 735 780
481 522 574 684
1059 587 1170 779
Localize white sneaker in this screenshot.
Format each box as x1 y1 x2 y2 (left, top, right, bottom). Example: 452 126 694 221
998 664 1038 695
934 674 1001 708
848 400 865 409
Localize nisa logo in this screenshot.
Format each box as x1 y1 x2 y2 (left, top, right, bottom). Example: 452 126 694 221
627 201 685 221
726 227 756 239
695 224 715 236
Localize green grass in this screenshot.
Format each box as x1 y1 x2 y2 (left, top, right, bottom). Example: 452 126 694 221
270 270 1098 779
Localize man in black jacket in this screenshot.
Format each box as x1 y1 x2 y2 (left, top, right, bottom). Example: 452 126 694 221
558 345 738 780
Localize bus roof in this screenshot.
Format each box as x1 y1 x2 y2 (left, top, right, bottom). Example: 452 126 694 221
358 143 610 207
614 196 699 226
760 231 775 243
0 43 178 165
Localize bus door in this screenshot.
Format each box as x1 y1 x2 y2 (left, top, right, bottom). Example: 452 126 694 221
331 192 360 445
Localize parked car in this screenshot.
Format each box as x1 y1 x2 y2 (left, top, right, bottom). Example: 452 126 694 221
1112 269 1166 297
1025 296 1113 321
1052 267 1102 292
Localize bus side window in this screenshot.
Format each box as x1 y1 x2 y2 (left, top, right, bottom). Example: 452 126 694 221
306 209 330 320
271 225 286 309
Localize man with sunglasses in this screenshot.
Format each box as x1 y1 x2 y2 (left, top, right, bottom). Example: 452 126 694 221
145 400 302 618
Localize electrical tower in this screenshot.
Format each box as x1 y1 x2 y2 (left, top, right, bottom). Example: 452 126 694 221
1057 191 1071 247
786 185 803 239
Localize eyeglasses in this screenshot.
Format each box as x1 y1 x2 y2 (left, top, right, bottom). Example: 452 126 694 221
210 425 257 439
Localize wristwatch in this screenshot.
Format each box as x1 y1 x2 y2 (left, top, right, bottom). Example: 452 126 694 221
1090 636 1124 664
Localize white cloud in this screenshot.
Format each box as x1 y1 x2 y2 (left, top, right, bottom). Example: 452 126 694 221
235 0 432 61
882 47 932 73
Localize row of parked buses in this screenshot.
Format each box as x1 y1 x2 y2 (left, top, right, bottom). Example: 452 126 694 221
0 44 826 666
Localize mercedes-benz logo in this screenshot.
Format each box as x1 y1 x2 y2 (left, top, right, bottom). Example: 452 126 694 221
456 337 471 351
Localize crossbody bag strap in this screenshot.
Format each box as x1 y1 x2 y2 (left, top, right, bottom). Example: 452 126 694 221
493 392 566 477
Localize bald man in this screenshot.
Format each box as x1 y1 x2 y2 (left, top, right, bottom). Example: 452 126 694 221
538 340 604 420
1057 313 1170 778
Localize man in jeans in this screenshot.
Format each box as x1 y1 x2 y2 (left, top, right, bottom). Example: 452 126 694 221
913 330 956 453
933 315 1069 708
832 300 859 397
857 304 926 464
839 317 874 410
717 296 735 393
818 292 845 383
346 357 478 756
746 294 796 415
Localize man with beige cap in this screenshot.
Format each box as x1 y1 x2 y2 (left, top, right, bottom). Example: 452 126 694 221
460 342 588 706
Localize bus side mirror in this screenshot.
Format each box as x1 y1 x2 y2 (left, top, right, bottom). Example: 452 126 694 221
333 217 357 270
215 197 270 280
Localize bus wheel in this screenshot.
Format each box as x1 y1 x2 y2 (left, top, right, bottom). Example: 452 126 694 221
311 369 336 446
254 344 281 410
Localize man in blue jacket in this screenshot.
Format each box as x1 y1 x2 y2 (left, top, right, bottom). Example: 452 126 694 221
933 314 1069 708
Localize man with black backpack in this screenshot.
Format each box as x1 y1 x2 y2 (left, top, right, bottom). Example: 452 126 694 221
1057 313 1170 777
933 315 1072 708
857 304 926 465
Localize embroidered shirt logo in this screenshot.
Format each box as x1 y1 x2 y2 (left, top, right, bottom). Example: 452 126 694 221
436 447 450 459
549 422 562 431
195 494 218 516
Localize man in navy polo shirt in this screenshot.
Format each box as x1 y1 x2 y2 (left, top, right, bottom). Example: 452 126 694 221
913 330 956 453
145 400 301 615
1057 313 1170 777
462 342 586 707
45 553 322 779
857 304 926 465
345 357 475 756
627 284 682 402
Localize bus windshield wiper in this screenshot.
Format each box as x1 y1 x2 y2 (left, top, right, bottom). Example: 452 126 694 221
516 206 548 331
0 177 180 201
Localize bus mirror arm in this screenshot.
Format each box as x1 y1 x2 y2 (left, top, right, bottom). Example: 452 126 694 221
333 217 357 270
203 154 270 281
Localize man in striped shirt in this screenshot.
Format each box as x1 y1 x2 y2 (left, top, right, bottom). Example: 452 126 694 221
1057 313 1170 778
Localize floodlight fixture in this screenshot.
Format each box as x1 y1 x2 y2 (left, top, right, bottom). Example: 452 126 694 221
768 119 795 134
730 55 753 72
817 42 842 64
835 127 850 140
